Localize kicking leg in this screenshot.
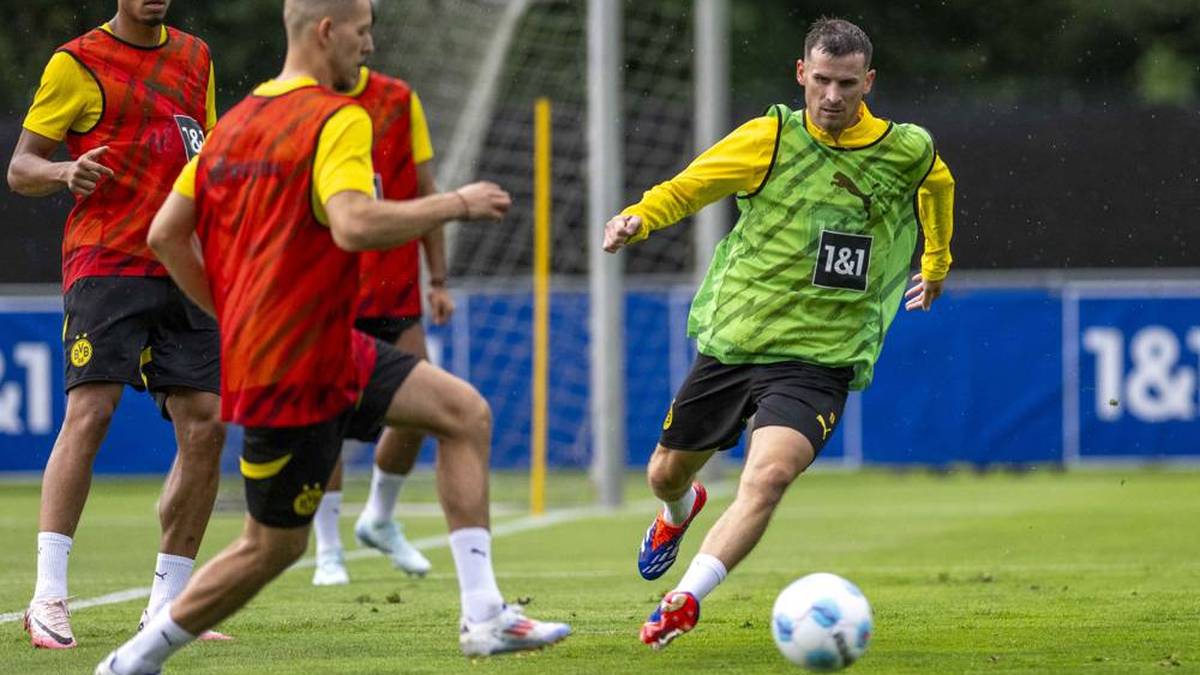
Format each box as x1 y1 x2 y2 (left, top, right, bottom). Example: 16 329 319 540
380 360 571 655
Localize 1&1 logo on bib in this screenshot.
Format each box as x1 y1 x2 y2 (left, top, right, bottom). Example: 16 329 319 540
174 115 206 161
812 230 872 292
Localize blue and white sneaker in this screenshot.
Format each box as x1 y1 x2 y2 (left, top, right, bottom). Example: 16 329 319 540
637 482 708 580
354 516 432 577
459 603 572 656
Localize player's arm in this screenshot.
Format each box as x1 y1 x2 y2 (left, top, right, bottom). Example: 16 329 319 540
904 153 955 312
318 105 509 252
327 182 509 252
603 115 777 253
7 131 112 197
148 158 216 316
7 52 112 197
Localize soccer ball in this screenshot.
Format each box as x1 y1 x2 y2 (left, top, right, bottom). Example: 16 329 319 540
771 573 873 671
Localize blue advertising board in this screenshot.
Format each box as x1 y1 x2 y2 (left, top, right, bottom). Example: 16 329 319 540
1 281 1196 475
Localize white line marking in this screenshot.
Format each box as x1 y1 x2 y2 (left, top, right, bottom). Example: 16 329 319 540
0 488 731 624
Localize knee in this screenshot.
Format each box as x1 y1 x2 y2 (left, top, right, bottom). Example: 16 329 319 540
63 394 118 437
739 462 795 506
173 406 226 457
243 531 308 575
445 387 492 442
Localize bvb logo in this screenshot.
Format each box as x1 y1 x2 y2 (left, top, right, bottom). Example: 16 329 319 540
661 400 675 431
293 483 324 517
70 335 93 368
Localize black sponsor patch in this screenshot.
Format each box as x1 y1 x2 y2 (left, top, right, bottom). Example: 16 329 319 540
812 229 872 292
174 115 205 161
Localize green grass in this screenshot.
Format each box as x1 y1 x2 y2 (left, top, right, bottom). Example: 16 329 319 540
1 468 1198 673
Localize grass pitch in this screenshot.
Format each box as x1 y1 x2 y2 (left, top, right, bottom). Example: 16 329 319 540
1 468 1197 673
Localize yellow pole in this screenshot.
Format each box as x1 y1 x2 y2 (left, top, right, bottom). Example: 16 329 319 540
531 97 551 516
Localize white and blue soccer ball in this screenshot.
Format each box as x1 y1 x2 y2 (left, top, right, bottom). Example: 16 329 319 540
771 573 873 671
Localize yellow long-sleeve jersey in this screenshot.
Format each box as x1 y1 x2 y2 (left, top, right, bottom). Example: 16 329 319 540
621 102 955 281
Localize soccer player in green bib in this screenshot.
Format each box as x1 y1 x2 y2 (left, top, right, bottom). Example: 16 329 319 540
604 18 956 649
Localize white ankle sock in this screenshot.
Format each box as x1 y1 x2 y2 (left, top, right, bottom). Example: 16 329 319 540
662 485 697 525
362 466 405 523
33 532 72 600
313 491 343 557
674 553 727 601
145 554 195 619
448 527 503 623
110 603 195 673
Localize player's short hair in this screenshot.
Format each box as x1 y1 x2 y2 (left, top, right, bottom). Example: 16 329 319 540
804 18 873 68
283 0 368 36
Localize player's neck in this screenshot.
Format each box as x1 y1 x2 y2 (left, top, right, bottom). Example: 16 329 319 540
109 14 163 47
279 52 334 90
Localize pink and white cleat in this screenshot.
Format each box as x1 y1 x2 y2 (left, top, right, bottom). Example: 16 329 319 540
24 597 77 649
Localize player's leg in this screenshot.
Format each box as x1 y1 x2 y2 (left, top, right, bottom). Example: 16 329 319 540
99 418 343 673
136 284 228 638
637 355 752 581
312 457 349 585
354 318 431 575
26 382 124 649
27 278 148 649
359 347 570 655
642 361 850 650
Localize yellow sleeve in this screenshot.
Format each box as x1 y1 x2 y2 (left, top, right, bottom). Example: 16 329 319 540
620 115 776 244
172 156 199 200
410 91 434 165
22 51 103 142
312 104 376 225
917 153 955 281
205 62 217 132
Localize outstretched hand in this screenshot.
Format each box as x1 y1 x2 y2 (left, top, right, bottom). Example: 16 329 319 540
67 145 115 197
603 214 642 253
904 273 944 311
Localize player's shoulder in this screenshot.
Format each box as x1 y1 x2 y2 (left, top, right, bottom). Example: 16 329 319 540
365 69 414 97
165 26 212 57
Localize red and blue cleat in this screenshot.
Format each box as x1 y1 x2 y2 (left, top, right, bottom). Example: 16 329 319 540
640 591 700 650
637 482 707 580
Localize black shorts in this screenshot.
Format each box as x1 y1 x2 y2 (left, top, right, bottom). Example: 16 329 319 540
354 316 421 345
241 340 418 528
63 276 219 405
659 354 852 456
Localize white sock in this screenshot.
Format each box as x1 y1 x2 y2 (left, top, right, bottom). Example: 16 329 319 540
448 527 504 623
674 553 727 601
33 532 72 600
313 491 344 558
109 603 195 673
362 466 406 523
145 554 195 620
662 485 697 525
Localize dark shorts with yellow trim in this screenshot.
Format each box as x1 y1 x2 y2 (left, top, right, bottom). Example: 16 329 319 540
354 315 421 345
241 340 419 528
63 277 219 415
659 354 852 456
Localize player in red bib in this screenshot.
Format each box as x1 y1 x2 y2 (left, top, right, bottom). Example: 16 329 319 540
96 2 570 671
310 65 449 586
6 0 227 649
